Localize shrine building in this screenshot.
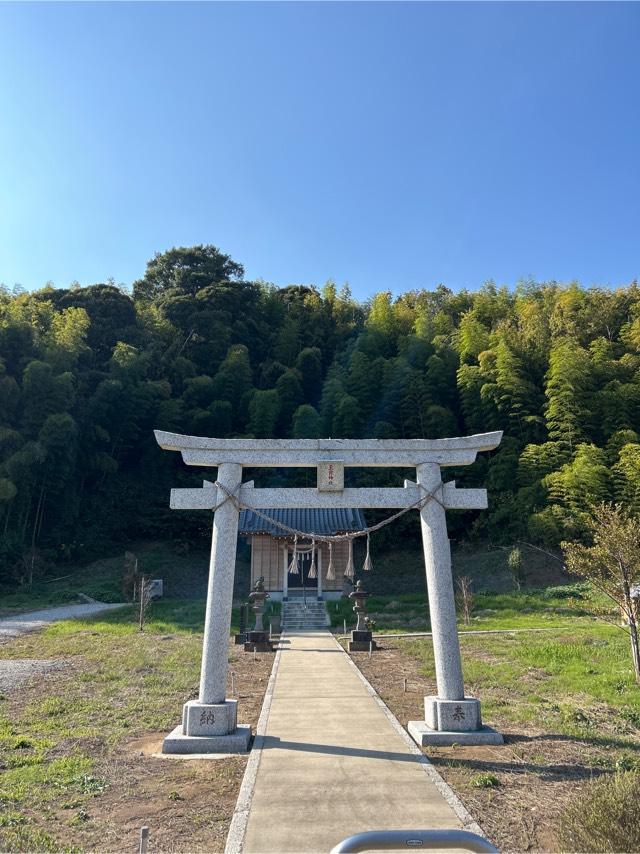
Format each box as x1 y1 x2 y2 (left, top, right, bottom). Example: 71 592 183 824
238 508 365 600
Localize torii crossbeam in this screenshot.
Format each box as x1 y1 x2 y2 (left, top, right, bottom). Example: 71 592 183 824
154 430 504 752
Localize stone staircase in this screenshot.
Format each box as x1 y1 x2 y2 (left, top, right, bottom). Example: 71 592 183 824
282 598 329 632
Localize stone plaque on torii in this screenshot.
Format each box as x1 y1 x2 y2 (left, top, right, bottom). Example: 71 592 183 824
155 430 504 753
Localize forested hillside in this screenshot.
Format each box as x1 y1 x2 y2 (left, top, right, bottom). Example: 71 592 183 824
2 244 640 583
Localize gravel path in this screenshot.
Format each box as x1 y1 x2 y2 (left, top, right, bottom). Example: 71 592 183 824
0 602 126 695
0 602 126 643
0 658 70 693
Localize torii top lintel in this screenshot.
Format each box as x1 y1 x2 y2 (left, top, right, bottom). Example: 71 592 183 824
153 430 503 468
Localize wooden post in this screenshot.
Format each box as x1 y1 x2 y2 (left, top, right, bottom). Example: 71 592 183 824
138 575 146 631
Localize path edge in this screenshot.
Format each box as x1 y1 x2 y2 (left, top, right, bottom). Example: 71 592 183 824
224 635 284 854
333 634 486 838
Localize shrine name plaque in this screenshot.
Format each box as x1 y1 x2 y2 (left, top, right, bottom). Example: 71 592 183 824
317 460 344 492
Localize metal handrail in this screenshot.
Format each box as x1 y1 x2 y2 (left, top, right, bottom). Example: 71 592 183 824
330 829 498 853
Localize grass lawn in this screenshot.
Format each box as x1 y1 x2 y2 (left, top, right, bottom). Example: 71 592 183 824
344 586 640 852
0 600 274 853
330 581 597 633
3 553 638 852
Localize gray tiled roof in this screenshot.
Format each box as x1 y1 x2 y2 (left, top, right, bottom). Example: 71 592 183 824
238 508 366 537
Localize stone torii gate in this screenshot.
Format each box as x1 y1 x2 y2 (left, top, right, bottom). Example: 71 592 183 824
155 430 504 753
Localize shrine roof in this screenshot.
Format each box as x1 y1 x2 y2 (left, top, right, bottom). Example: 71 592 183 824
238 508 366 537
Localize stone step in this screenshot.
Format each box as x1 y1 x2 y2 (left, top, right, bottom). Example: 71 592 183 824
283 613 326 619
283 602 326 614
283 610 326 615
283 609 325 613
282 599 329 631
283 605 326 610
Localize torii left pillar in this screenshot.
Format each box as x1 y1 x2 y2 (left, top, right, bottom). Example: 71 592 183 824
163 463 252 753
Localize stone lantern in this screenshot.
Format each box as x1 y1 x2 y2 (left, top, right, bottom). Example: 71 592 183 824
348 579 377 652
245 576 272 652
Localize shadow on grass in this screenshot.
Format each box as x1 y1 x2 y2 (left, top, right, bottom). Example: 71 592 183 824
505 731 640 752
428 753 612 782
258 735 619 783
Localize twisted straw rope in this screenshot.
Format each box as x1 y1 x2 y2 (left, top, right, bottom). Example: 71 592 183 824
210 478 446 543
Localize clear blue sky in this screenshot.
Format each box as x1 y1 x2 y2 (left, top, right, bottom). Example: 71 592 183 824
1 2 639 299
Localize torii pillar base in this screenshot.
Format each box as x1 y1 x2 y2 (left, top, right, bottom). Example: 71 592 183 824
163 725 252 754
408 696 503 746
162 699 252 754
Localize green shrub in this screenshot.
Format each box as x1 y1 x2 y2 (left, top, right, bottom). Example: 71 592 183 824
471 772 500 788
556 772 640 852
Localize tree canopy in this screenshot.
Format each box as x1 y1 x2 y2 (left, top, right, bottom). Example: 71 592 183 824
2 244 640 583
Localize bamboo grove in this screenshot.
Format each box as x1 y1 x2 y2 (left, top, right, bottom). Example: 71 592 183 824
2 244 640 582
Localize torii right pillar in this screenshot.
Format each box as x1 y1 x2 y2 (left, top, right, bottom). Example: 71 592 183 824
408 462 504 746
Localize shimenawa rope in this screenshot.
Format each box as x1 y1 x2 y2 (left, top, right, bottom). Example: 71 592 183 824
209 478 445 544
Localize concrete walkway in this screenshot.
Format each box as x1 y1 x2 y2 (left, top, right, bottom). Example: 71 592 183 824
229 631 479 854
0 602 126 643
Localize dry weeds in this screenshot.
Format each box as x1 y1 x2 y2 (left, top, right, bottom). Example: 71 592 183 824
347 639 638 853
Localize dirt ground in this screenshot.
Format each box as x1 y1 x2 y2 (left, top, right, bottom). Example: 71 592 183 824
346 640 631 854
4 641 276 854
